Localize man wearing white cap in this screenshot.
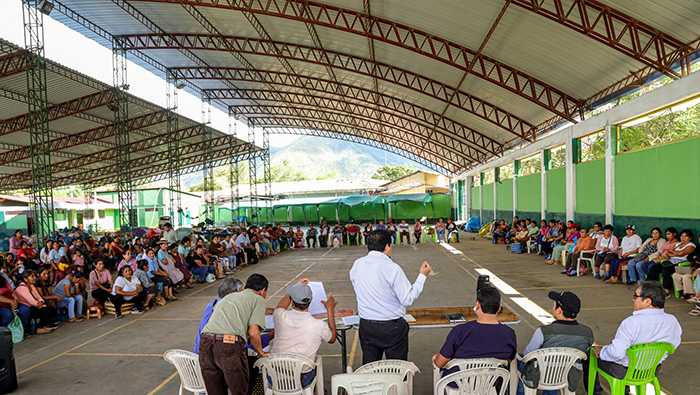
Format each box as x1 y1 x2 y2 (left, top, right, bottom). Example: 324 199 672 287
271 279 337 388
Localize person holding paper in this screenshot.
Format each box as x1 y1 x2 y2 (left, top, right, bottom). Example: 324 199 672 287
350 229 431 364
270 278 337 388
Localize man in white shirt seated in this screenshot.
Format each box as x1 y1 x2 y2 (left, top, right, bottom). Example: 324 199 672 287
592 281 681 387
350 230 431 363
271 280 337 388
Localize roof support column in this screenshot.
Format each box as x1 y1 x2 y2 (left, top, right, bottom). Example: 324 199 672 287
513 160 520 219
23 1 55 241
111 36 135 230
465 176 472 221
201 95 214 224
166 69 181 228
228 107 240 224
248 118 259 226
262 128 273 225
605 124 619 225
565 130 577 221
540 149 548 220
479 172 484 222
493 167 499 222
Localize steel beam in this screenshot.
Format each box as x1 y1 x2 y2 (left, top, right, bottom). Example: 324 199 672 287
266 126 452 176
252 116 462 173
232 103 484 163
22 0 55 241
201 95 215 223
261 129 273 225
174 67 505 154
130 1 583 120
123 35 534 139
0 50 26 78
511 0 690 79
166 69 181 227
0 110 167 167
137 150 265 185
247 118 259 225
112 36 136 229
228 107 241 223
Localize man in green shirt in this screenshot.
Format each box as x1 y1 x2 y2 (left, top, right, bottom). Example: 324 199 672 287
199 273 269 395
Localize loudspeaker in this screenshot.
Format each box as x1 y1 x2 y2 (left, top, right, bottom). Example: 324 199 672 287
0 327 18 393
477 275 491 294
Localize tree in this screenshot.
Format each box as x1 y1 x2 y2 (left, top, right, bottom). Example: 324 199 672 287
371 164 416 181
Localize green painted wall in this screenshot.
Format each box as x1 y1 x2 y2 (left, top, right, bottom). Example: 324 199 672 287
497 179 513 211
576 159 605 214
482 185 494 210
471 186 480 210
546 168 566 213
517 174 541 212
616 137 700 218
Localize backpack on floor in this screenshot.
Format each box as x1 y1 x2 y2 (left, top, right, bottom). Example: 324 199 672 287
510 243 522 254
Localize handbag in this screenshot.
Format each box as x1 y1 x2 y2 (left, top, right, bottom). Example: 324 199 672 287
8 312 24 343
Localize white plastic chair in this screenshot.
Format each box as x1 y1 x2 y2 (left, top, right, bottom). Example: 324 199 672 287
331 372 404 395
435 367 510 395
526 239 534 254
576 250 596 276
355 360 420 395
163 349 208 395
432 358 507 389
517 347 587 395
254 353 323 395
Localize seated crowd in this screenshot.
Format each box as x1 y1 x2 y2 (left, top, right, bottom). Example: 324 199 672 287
195 229 681 395
492 216 700 315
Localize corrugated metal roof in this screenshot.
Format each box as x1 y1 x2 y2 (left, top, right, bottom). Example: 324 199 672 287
0 38 255 191
38 0 700 175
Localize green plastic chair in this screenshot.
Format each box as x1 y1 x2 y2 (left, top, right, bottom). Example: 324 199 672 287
423 226 436 243
588 342 675 395
657 260 688 298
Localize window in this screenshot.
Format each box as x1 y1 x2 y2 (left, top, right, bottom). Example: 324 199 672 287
98 210 105 219
619 98 700 152
483 169 495 184
579 131 605 162
83 210 94 219
520 154 541 176
549 145 566 169
499 163 514 180
472 174 481 186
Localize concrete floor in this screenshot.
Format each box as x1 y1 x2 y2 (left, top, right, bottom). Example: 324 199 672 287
12 237 697 394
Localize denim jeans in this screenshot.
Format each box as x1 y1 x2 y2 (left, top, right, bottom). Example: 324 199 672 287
0 304 30 328
56 295 83 319
191 265 215 279
627 259 646 282
436 230 445 242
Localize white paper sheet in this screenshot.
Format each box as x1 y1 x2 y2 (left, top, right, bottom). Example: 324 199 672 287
341 315 360 326
265 314 274 330
307 281 328 315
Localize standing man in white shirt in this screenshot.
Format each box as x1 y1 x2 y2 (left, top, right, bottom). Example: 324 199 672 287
350 230 431 364
592 281 681 383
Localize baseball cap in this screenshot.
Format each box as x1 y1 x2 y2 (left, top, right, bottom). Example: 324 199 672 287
626 224 635 231
287 282 313 304
548 291 581 317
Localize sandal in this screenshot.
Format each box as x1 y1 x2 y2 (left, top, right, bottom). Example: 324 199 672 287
68 318 84 323
689 309 700 316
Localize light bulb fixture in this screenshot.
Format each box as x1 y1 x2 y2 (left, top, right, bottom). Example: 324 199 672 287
38 1 54 15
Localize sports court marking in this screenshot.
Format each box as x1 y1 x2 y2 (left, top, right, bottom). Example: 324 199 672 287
66 352 163 357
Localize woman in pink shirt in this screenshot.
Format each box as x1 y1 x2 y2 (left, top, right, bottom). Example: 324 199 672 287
16 270 57 334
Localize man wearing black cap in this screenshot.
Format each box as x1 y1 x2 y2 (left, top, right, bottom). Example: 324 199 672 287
519 291 601 395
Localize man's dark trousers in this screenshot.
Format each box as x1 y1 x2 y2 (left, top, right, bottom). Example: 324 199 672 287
359 317 409 364
199 335 249 395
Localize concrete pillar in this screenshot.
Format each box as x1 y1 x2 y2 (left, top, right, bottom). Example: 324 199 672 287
540 149 548 220
479 172 484 221
565 130 576 221
493 168 499 221
465 176 472 219
605 124 619 225
512 160 519 218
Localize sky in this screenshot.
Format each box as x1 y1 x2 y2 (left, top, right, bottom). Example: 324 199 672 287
0 0 301 148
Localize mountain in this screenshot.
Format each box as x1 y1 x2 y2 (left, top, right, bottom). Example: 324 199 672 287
269 136 428 179
177 136 429 189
